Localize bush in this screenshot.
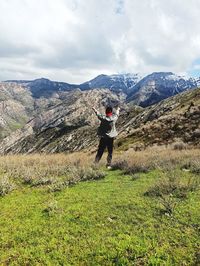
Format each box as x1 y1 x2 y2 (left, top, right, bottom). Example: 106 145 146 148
181 159 200 175
173 141 187 150
124 165 150 175
75 167 106 182
111 160 129 170
112 160 151 174
144 171 200 215
48 180 70 192
43 200 60 217
32 176 55 187
0 176 15 196
47 167 105 193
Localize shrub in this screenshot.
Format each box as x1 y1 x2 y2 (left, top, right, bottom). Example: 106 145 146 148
112 160 151 174
181 159 200 175
48 180 69 192
124 165 150 175
76 167 106 182
144 171 200 215
111 160 129 170
0 176 15 196
43 200 60 217
31 176 55 187
173 141 187 150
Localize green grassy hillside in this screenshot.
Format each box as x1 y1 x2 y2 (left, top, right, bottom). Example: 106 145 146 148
0 150 200 265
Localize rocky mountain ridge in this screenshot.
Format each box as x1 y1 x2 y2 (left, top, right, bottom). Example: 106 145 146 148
127 72 200 107
0 89 124 154
1 71 200 150
0 87 199 155
118 87 200 150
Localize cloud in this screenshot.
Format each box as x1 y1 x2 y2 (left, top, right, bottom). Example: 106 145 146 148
0 0 200 83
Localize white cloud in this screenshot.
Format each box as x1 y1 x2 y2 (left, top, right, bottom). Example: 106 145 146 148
0 0 200 83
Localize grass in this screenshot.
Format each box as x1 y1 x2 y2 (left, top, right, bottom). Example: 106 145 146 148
0 149 200 265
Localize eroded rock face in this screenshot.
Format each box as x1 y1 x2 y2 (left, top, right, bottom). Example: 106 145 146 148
0 82 34 139
0 89 125 154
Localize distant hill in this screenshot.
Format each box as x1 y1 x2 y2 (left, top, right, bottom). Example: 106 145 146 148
5 78 77 98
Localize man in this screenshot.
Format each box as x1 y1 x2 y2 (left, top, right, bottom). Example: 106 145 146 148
92 105 120 168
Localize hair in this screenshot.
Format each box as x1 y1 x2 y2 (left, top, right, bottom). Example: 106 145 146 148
106 106 113 113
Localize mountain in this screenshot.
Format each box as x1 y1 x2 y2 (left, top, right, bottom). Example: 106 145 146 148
127 72 200 107
6 78 78 98
0 89 125 154
0 87 199 154
1 71 200 147
0 81 84 139
0 82 34 139
6 72 200 107
79 73 141 94
118 87 200 149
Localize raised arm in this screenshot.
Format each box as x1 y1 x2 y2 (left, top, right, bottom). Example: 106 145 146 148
92 107 103 120
92 107 98 115
116 106 120 116
113 106 120 121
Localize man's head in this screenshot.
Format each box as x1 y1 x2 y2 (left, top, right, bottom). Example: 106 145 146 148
105 106 113 116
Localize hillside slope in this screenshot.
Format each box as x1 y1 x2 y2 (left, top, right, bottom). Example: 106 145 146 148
0 82 34 139
1 73 200 151
0 89 124 154
0 87 199 154
118 87 200 149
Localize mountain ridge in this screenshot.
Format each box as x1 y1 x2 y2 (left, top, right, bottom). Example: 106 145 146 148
1 71 200 149
0 87 199 154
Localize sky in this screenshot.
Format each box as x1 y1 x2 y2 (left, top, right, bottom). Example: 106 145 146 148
0 0 200 83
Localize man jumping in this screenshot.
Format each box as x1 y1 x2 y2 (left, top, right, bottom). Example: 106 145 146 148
92 105 120 168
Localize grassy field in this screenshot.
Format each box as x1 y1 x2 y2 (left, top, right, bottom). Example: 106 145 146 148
0 148 200 265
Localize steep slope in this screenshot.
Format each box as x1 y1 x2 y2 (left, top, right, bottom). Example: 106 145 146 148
0 82 82 140
0 89 124 154
0 82 34 139
1 72 200 144
118 87 200 149
0 87 199 155
127 72 200 107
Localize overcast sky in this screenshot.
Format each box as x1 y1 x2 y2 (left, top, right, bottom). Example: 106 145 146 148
0 0 200 83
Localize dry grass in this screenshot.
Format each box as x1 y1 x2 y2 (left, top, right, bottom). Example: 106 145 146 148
0 147 199 196
0 152 105 194
113 146 200 215
113 146 200 173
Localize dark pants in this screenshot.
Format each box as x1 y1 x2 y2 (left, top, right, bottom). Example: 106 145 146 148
95 137 114 166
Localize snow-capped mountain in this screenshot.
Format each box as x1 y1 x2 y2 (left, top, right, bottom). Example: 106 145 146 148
79 73 141 94
127 72 200 107
4 72 200 108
